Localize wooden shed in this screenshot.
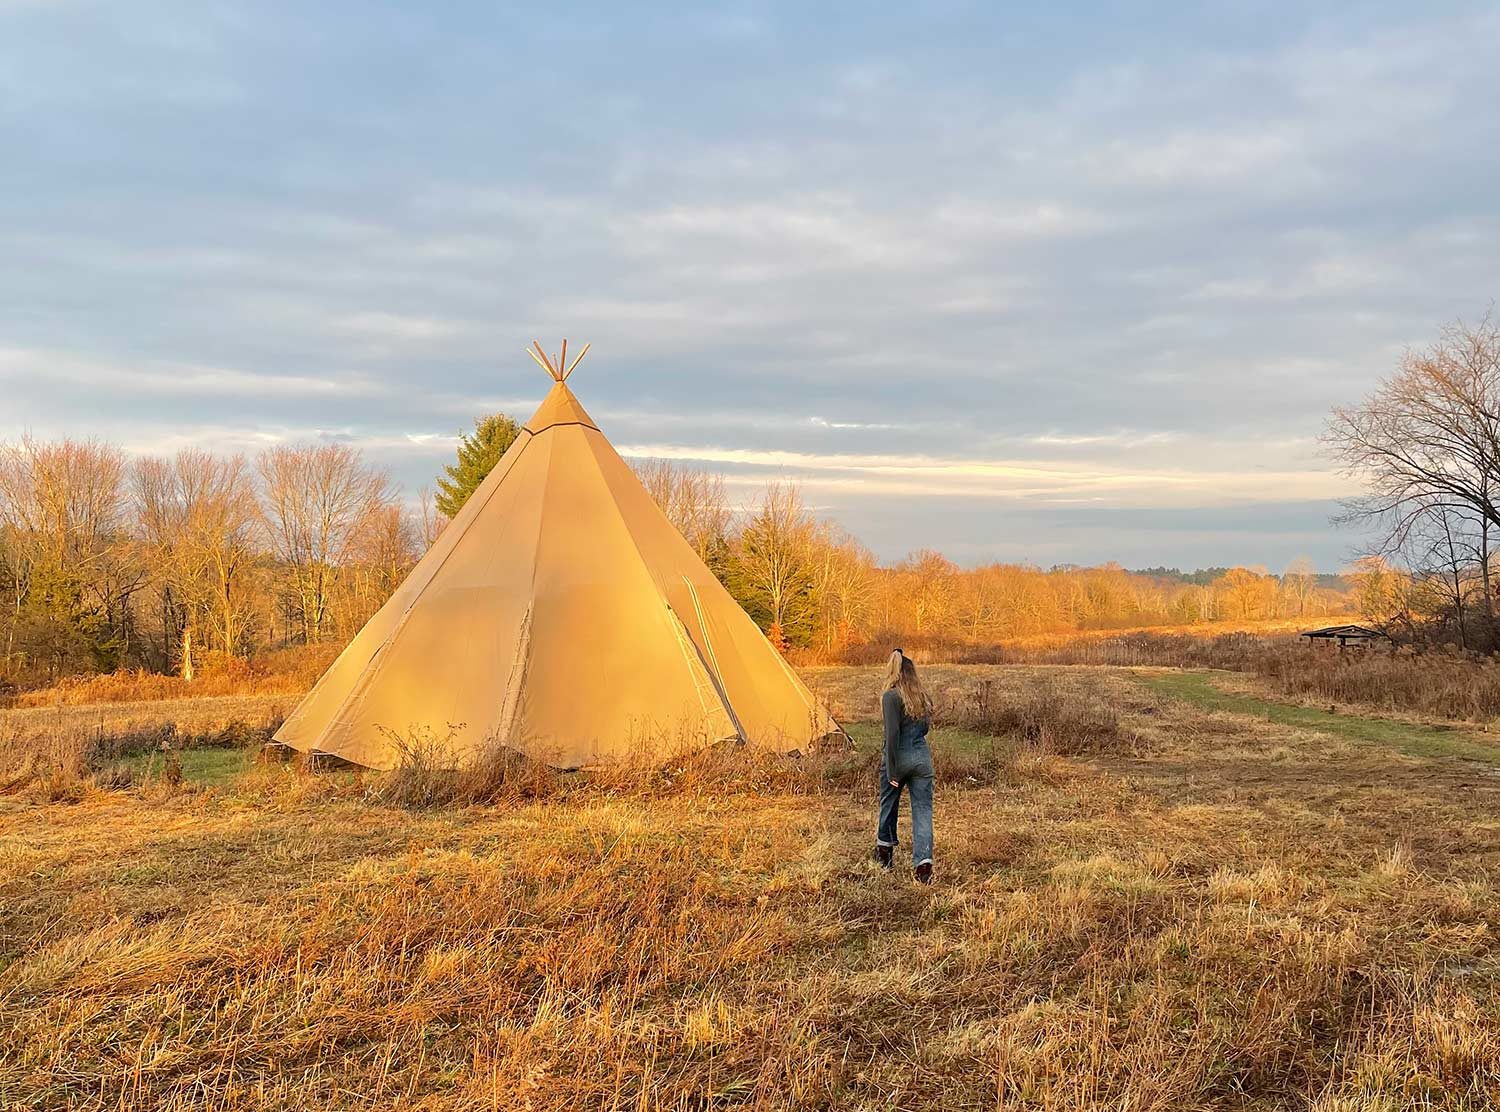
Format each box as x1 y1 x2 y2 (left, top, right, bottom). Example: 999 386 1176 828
1299 624 1389 648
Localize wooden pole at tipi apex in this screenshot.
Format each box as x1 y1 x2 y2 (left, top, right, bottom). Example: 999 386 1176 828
563 342 590 381
525 347 552 377
526 340 560 380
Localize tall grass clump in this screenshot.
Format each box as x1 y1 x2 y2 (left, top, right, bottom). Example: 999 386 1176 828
367 725 562 806
366 724 831 808
1007 630 1500 724
938 676 1145 755
1252 644 1500 721
0 728 92 800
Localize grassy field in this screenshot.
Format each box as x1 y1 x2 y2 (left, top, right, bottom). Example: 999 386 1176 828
0 692 290 755
3 665 1499 1109
1138 670 1500 763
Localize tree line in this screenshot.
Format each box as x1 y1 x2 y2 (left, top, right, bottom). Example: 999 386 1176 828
0 438 425 686
0 422 1354 691
635 463 1351 656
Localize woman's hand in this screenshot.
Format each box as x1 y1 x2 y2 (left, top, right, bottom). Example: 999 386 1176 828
889 779 900 788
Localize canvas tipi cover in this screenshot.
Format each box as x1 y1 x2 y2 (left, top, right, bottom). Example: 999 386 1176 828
274 349 837 769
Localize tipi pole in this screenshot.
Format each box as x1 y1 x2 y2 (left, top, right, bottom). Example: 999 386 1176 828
526 339 589 381
563 342 591 380
526 347 556 378
530 340 560 380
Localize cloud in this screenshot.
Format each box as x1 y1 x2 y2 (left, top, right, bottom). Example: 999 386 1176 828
614 441 1356 507
808 416 900 431
622 196 956 273
1024 431 1179 448
932 200 1110 241
0 347 383 399
1090 128 1313 189
331 313 468 341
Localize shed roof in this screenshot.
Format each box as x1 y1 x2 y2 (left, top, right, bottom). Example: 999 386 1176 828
1300 624 1387 639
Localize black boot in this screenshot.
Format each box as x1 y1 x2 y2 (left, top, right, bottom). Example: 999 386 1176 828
875 844 894 869
914 862 933 885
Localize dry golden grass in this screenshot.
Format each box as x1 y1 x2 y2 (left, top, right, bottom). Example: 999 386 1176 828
1 693 291 746
1247 644 1500 723
0 694 290 799
803 662 1164 728
4 644 340 708
976 614 1360 660
814 616 1362 667
842 621 1500 727
2 666 1498 1109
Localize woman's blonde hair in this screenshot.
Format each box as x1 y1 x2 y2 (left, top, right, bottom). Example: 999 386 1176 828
883 650 932 718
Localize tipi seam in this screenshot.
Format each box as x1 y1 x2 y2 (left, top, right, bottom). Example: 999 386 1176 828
576 428 741 738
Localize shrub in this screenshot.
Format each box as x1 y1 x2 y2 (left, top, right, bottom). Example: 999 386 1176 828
937 677 1145 756
368 726 562 807
1252 643 1500 721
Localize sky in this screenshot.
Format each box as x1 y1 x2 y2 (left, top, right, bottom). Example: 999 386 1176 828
2 2 1497 572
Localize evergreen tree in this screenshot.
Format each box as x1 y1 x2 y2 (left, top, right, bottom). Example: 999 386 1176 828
435 414 521 518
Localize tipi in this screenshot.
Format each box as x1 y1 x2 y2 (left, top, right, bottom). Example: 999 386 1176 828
274 342 838 769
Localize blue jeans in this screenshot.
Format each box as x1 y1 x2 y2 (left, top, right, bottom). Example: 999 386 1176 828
877 743 934 868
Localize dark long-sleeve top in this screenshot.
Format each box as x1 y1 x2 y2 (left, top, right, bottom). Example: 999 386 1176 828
881 688 930 776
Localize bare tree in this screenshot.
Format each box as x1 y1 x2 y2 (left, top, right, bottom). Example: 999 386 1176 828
1215 567 1277 621
257 444 392 643
806 526 875 652
901 549 958 634
133 450 258 676
0 438 138 677
359 504 418 593
1325 313 1500 647
333 503 419 633
1328 313 1500 556
0 521 21 678
635 459 732 570
1404 505 1479 648
997 564 1063 635
417 485 445 552
1282 556 1318 617
1349 555 1415 637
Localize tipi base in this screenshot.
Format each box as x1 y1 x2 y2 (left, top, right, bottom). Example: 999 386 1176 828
304 749 360 772
810 729 854 753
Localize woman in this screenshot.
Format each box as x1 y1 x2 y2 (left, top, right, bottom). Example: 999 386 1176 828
875 648 934 883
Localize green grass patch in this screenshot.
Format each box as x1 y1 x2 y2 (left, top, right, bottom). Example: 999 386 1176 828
117 748 251 786
843 721 1001 754
1136 670 1500 764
